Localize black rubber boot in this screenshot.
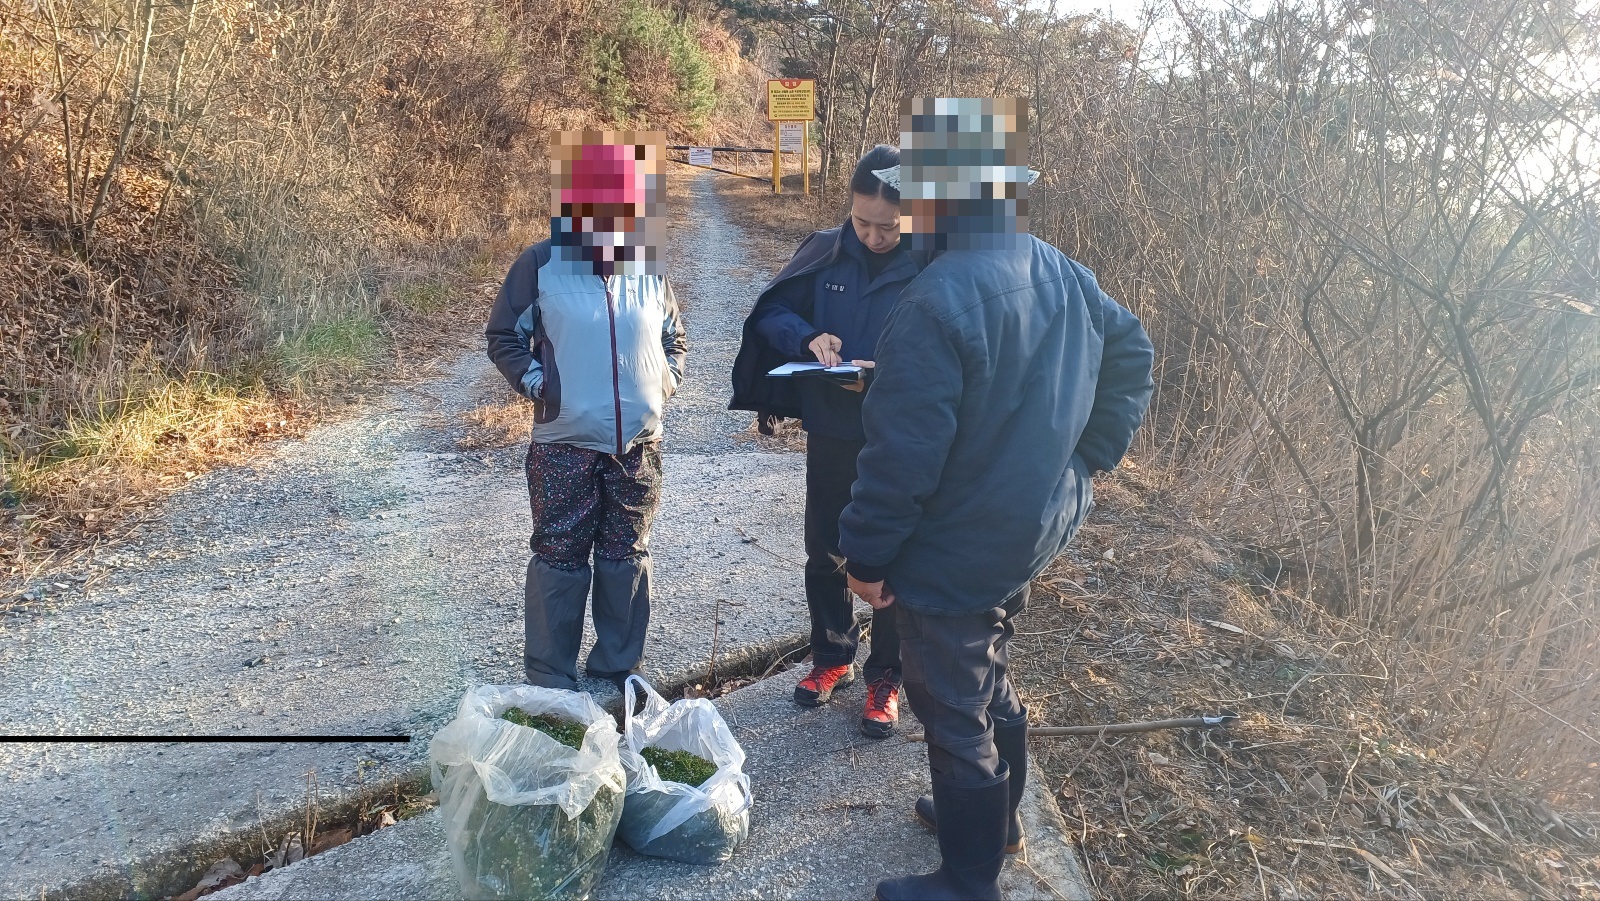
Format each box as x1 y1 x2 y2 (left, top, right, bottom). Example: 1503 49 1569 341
914 717 1028 853
876 762 1009 901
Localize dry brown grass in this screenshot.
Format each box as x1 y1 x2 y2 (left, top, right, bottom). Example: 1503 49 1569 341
1013 464 1600 900
708 164 839 260
0 214 516 584
458 398 535 452
0 244 516 588
731 415 808 454
457 365 536 452
1 377 308 585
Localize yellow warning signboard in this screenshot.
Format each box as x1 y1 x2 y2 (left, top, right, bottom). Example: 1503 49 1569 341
767 79 816 122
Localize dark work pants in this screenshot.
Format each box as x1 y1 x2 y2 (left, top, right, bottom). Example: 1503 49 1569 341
895 587 1028 784
805 433 900 680
523 440 662 689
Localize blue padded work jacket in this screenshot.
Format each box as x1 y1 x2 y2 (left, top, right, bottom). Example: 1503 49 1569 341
838 235 1154 616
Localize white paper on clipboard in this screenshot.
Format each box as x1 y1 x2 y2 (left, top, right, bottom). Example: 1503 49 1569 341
767 362 863 377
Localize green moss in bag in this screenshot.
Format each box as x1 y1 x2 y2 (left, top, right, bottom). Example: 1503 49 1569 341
446 774 622 900
618 677 751 866
431 685 627 900
639 747 718 788
502 708 588 750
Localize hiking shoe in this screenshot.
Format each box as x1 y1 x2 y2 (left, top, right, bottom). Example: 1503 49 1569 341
794 663 856 706
859 673 901 739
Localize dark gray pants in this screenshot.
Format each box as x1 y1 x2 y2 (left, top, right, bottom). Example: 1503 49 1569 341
524 556 651 689
895 588 1027 784
805 433 900 679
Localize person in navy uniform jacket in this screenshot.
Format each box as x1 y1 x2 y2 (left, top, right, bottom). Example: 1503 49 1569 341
730 145 918 739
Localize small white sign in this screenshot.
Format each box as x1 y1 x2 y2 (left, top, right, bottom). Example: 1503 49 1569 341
688 147 713 166
779 122 804 153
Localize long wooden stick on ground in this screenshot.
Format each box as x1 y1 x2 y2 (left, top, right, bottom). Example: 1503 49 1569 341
905 714 1236 743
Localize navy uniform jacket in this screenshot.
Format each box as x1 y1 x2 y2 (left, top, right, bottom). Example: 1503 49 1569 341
838 235 1155 616
729 223 917 441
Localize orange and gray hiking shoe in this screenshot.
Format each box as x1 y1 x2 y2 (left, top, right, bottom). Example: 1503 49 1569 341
859 672 901 739
793 663 856 706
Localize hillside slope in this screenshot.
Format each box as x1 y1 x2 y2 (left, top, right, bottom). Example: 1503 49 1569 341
0 0 768 575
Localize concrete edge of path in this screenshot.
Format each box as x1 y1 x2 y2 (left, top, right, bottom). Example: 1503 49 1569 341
1004 759 1094 899
42 635 811 901
38 772 433 901
202 758 1092 901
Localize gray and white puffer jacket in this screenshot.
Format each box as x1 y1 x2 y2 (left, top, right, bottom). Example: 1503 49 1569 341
486 240 688 455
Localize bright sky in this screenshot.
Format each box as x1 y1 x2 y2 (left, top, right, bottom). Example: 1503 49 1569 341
1038 0 1600 184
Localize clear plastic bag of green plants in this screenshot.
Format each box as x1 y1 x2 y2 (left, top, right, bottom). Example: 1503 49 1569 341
430 684 625 900
616 675 751 865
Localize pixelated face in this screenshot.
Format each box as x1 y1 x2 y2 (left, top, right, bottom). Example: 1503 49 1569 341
899 98 1031 248
549 129 666 275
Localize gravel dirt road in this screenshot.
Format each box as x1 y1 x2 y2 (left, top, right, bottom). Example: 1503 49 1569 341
0 170 813 898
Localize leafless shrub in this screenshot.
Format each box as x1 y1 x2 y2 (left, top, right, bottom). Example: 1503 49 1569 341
1094 0 1600 792
745 0 1600 791
1 0 767 568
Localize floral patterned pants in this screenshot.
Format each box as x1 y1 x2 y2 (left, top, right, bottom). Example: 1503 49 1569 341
524 440 663 568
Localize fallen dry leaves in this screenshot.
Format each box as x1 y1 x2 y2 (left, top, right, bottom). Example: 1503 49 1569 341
172 785 435 900
1011 465 1600 900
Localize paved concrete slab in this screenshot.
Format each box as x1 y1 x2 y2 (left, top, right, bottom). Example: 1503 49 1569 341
214 670 1090 901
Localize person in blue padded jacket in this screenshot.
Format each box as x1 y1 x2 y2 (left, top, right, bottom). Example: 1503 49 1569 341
729 145 919 739
842 98 1154 901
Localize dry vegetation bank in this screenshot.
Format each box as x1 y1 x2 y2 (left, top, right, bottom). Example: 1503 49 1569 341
1010 469 1600 899
738 0 1600 805
0 0 769 580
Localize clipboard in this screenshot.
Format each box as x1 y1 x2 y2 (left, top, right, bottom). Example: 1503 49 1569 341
767 362 865 385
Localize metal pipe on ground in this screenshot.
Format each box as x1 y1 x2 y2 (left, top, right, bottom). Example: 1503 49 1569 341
668 159 767 181
666 144 773 153
905 714 1237 743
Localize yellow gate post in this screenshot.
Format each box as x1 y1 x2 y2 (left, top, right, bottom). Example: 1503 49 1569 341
772 123 782 194
802 121 810 195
